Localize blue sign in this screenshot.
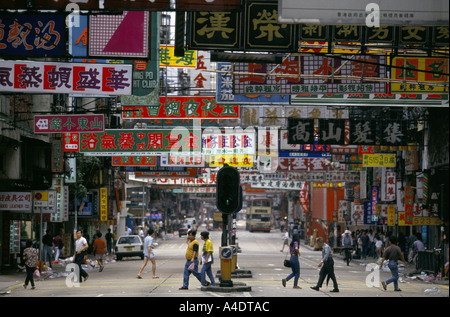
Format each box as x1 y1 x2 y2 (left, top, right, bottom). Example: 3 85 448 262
0 14 66 57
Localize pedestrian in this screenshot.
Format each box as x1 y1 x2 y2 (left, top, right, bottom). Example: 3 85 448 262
53 231 63 262
105 228 113 255
310 238 339 293
137 229 158 279
73 229 89 283
342 230 353 264
179 230 202 290
412 235 426 270
23 240 38 289
199 231 216 286
42 229 53 269
93 232 108 272
380 235 408 292
375 234 383 258
280 229 289 252
282 237 301 289
360 230 370 260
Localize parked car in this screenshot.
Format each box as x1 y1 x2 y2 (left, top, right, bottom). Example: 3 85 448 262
115 235 144 260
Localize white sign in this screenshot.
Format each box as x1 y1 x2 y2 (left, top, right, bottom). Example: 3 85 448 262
0 192 32 211
278 0 449 25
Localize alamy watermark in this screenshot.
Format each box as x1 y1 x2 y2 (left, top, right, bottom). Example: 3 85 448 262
366 3 380 28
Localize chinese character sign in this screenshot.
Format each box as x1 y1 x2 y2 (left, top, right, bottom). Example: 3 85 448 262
0 61 132 95
80 129 201 156
202 132 255 155
34 114 104 133
234 55 387 95
123 97 239 119
0 14 66 57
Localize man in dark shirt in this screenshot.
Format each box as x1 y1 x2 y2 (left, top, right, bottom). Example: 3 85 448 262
42 229 53 269
379 235 407 291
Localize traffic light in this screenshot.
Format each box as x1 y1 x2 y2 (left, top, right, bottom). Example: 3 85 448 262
216 165 241 214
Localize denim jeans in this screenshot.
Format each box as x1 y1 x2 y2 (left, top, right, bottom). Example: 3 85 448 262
43 245 53 267
386 260 399 289
201 261 216 286
286 255 300 286
183 258 201 288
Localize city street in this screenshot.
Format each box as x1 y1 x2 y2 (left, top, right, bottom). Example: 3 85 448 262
1 223 448 299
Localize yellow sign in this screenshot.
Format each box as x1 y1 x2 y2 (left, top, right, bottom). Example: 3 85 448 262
413 217 441 226
391 57 449 93
100 188 108 221
33 191 48 201
209 155 254 167
387 205 396 226
159 45 197 68
362 153 396 167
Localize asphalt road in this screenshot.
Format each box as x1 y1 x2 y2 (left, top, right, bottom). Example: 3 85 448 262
1 222 448 303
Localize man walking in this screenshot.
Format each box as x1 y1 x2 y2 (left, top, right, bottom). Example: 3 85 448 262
179 230 202 290
380 235 407 291
310 237 339 293
73 229 89 283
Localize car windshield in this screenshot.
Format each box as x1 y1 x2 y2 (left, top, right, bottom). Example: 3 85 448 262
118 236 141 244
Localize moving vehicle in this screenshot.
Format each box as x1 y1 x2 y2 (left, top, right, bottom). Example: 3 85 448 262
178 223 191 237
246 197 272 232
115 235 144 260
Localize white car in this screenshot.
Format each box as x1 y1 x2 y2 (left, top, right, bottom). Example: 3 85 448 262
115 235 144 261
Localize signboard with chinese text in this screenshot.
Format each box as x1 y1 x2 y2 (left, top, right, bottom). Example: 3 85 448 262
0 14 66 57
161 154 205 167
34 114 104 134
202 132 256 155
244 0 298 52
391 57 449 93
234 55 387 95
100 188 108 221
63 133 80 152
0 192 32 211
112 156 158 167
216 63 290 105
160 46 197 68
123 97 239 119
80 129 201 156
0 60 132 95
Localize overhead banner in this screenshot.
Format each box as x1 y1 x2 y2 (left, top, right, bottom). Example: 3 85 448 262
80 129 201 156
34 114 104 134
234 55 387 95
123 97 239 119
0 60 132 95
0 14 66 57
89 11 150 58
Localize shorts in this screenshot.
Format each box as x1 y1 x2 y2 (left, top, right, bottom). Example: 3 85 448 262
145 252 155 260
95 253 105 260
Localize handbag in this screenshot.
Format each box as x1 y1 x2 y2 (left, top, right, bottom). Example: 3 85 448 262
283 252 291 268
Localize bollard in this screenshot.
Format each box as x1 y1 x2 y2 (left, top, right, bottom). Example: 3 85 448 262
219 246 233 287
230 245 237 273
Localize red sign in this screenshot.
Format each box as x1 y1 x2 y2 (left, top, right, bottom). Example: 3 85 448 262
34 114 104 133
112 156 157 167
103 0 170 10
63 133 79 152
123 97 239 119
404 186 414 225
2 0 98 9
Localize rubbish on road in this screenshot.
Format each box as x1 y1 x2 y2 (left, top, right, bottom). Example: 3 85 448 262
424 287 441 295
